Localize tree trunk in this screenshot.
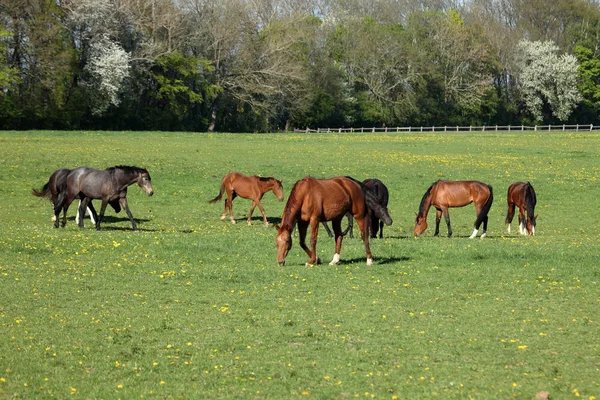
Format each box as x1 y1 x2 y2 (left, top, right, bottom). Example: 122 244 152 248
207 96 219 132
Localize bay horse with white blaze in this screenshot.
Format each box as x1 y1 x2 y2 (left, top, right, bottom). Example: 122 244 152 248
57 166 154 230
209 172 283 226
275 176 392 266
32 168 121 225
506 181 537 235
414 180 493 238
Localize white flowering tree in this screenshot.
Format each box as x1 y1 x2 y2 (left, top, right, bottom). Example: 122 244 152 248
516 40 581 122
84 36 131 115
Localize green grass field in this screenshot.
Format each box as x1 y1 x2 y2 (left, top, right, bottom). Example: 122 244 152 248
0 130 598 399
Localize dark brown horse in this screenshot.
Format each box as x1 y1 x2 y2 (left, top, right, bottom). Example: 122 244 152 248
209 172 284 226
414 180 493 238
275 176 392 266
32 168 120 225
506 181 537 235
320 178 389 239
57 166 153 230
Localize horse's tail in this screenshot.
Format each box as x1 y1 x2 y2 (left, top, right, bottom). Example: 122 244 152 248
32 182 51 199
475 184 493 227
525 182 536 210
208 182 225 204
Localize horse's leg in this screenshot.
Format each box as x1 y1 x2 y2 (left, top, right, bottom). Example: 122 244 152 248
307 218 321 266
227 192 237 224
297 220 319 265
470 204 482 239
379 220 384 238
120 197 138 230
506 201 515 234
60 193 76 228
442 208 452 237
321 222 333 237
347 213 354 239
329 218 344 265
254 199 269 227
87 201 98 225
78 197 91 228
96 200 108 230
434 208 442 236
247 200 257 225
518 207 526 235
354 217 373 266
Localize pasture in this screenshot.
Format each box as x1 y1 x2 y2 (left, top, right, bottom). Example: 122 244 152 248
0 130 598 399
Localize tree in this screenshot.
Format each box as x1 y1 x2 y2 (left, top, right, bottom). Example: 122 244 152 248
515 40 581 122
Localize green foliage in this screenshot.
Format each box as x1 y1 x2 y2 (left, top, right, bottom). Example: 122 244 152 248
1 130 599 398
575 45 600 114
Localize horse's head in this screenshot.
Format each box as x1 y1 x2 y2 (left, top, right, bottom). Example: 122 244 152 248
138 172 154 196
373 203 393 226
526 215 538 235
414 213 427 236
273 179 284 201
274 224 292 266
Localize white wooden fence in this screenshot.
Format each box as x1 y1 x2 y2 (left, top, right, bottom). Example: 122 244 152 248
293 124 599 133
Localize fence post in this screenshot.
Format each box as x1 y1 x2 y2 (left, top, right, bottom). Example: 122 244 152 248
591 124 594 131
372 127 375 133
469 126 472 132
483 126 485 132
534 125 537 131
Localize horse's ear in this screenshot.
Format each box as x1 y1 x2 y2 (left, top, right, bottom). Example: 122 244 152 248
534 215 539 220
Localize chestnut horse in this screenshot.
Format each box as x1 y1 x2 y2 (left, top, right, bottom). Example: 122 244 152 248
32 168 121 225
275 176 392 266
58 166 154 230
209 172 283 226
506 181 537 235
414 180 493 238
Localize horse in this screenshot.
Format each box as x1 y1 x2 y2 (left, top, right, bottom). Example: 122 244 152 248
55 166 153 230
32 168 121 225
209 172 284 226
320 178 389 239
506 181 537 235
414 180 493 239
274 176 392 266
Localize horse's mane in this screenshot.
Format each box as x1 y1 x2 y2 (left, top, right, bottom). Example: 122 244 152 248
344 176 381 212
525 182 536 217
108 166 149 176
418 181 438 217
256 176 275 182
281 178 307 228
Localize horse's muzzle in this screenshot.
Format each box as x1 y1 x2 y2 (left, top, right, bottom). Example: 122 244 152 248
278 260 286 266
147 191 154 196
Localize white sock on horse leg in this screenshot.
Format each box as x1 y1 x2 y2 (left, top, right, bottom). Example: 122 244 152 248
469 228 478 239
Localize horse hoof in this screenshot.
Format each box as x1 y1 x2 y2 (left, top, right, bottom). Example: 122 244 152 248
231 220 236 224
480 233 487 239
248 221 252 226
366 258 373 266
220 215 226 221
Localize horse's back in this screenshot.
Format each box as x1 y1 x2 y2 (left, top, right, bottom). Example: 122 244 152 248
433 180 490 207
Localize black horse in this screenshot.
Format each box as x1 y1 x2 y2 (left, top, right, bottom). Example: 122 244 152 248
55 166 154 230
33 168 120 225
320 178 390 239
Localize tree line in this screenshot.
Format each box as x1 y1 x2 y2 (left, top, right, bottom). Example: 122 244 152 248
1 0 600 132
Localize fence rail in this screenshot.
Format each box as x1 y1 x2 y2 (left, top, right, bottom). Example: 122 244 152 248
293 124 599 134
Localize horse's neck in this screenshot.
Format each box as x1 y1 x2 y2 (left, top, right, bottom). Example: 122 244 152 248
115 172 138 191
419 197 432 218
259 179 275 192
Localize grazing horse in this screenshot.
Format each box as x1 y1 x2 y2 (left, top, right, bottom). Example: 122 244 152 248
32 168 120 225
57 166 154 230
209 172 284 226
320 178 389 239
274 176 392 266
414 180 493 239
506 181 537 235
